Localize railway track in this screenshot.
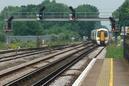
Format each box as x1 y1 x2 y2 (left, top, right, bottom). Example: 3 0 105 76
33 46 105 86
0 47 48 54
33 45 98 86
0 43 82 54
0 42 96 86
49 47 105 86
0 50 52 62
0 42 92 85
0 43 87 71
0 44 77 57
0 43 82 62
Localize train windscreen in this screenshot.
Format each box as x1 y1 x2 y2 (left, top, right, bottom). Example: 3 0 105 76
97 30 107 37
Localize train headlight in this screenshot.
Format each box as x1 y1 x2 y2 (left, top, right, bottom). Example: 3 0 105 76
97 37 100 41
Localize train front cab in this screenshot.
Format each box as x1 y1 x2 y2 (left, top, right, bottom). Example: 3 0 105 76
97 30 108 46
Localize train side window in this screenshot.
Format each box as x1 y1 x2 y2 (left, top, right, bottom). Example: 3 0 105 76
97 31 101 37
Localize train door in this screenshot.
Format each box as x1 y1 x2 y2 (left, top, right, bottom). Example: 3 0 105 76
98 30 106 45
100 31 105 42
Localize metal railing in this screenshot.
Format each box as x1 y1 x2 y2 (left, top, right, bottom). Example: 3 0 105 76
4 12 113 19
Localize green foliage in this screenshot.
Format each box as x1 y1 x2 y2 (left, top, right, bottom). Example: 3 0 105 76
0 32 5 42
0 0 101 41
113 0 129 26
76 4 100 37
76 4 99 13
13 21 44 35
0 42 6 49
9 40 36 49
106 43 123 59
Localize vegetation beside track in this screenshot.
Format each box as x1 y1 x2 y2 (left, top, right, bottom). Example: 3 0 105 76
0 39 81 50
0 42 6 49
106 43 123 59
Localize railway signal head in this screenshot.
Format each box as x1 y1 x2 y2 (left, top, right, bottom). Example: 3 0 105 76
109 17 116 32
37 6 46 20
112 28 115 32
5 16 14 32
69 6 75 20
109 17 115 22
8 16 14 22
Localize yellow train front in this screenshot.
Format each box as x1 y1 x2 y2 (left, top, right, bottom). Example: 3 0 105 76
91 28 109 46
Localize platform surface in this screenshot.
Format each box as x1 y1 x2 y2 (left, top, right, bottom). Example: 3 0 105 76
80 58 129 86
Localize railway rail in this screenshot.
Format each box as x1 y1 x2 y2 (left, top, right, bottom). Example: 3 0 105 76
33 45 98 86
34 46 105 86
0 42 92 85
0 42 96 86
0 44 78 55
0 49 52 62
0 43 82 62
0 42 87 71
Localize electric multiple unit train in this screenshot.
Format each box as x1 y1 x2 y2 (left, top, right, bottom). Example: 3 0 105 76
91 28 109 45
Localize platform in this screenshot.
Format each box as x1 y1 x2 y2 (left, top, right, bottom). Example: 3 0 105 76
80 58 129 86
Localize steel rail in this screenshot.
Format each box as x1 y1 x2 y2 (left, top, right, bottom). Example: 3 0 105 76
0 42 91 79
0 43 82 62
3 43 96 86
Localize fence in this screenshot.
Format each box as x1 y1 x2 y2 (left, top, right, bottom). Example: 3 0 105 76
7 35 52 43
4 12 113 19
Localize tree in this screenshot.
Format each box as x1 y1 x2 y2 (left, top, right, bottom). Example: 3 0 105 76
76 5 100 37
52 0 56 3
0 0 101 40
113 0 129 26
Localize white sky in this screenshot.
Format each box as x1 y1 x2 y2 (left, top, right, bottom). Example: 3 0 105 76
0 0 125 12
0 0 125 28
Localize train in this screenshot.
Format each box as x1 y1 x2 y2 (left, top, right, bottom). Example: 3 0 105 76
91 28 109 45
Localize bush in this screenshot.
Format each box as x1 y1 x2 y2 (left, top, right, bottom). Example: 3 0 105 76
0 32 5 42
0 42 6 49
9 40 36 49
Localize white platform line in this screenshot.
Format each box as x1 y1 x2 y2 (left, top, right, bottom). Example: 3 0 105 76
72 58 97 86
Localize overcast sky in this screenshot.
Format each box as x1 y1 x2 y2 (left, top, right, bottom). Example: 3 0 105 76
0 0 125 28
0 0 125 12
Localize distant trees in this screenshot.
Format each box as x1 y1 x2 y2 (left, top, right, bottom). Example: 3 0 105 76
113 0 129 27
0 0 101 41
0 32 5 42
76 4 100 37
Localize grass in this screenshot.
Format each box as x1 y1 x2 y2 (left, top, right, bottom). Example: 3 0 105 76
0 42 6 50
0 40 81 50
106 43 124 59
0 41 37 49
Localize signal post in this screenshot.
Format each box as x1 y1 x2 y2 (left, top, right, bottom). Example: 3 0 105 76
4 16 14 49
